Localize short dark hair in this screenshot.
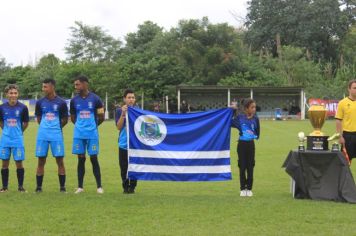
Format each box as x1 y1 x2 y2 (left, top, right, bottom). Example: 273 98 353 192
4 84 19 93
243 98 256 109
348 79 356 89
74 75 89 83
42 78 56 86
123 89 134 98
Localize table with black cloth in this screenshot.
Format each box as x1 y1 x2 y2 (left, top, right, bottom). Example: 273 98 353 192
283 150 356 203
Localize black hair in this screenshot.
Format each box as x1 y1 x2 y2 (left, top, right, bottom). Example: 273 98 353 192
4 84 19 93
123 89 134 98
42 78 56 86
74 75 89 83
243 98 256 110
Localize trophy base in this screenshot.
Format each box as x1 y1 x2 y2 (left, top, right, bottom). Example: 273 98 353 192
331 143 340 152
307 136 329 151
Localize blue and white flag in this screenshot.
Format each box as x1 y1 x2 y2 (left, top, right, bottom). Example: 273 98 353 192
127 107 233 181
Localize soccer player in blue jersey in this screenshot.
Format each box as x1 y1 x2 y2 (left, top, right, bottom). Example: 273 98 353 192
116 89 137 194
231 98 260 197
0 84 29 193
35 79 68 193
70 75 104 194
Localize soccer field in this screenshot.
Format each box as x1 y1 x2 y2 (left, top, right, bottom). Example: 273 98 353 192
0 120 356 235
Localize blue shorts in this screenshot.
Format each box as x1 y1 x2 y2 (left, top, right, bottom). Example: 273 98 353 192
72 138 99 155
36 140 65 158
0 147 25 161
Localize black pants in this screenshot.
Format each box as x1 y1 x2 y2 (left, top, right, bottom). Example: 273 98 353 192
237 140 255 190
119 148 137 190
343 131 356 160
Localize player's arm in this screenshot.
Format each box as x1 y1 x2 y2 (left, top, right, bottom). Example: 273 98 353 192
35 101 41 124
336 119 345 145
60 102 69 128
0 109 3 129
255 116 260 139
70 115 76 124
69 100 76 124
61 116 68 128
335 101 344 145
97 107 104 126
36 116 42 124
116 105 127 131
22 122 29 132
22 106 30 132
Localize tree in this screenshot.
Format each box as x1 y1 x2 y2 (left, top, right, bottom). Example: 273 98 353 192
340 25 356 66
245 0 354 61
125 21 163 51
0 56 10 74
65 21 122 62
35 54 61 80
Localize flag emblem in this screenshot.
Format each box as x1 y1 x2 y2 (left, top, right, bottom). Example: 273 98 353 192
134 115 167 146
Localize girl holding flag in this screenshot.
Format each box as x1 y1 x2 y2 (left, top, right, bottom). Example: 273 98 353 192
231 99 260 197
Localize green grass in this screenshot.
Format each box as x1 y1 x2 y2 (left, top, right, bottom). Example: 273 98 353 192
0 120 356 235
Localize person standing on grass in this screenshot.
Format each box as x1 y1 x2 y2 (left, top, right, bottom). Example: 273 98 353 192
70 75 105 194
0 84 29 193
34 78 68 193
231 98 260 197
335 79 356 163
116 89 137 194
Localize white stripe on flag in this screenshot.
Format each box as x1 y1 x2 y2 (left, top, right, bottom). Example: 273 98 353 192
129 149 230 159
128 164 231 174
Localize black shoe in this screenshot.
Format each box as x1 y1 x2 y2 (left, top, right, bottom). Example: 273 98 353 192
0 188 8 193
123 187 129 194
35 187 42 193
60 187 66 193
18 186 27 193
128 187 135 194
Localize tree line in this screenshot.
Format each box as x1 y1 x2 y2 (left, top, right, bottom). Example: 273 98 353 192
0 0 354 111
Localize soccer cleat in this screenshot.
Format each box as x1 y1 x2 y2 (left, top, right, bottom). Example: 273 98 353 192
246 190 253 197
97 187 104 194
60 187 66 193
123 188 129 194
35 187 43 193
128 187 135 194
0 188 8 193
240 189 247 197
74 188 84 194
18 186 27 193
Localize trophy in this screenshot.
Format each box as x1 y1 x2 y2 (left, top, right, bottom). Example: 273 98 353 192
307 104 329 151
297 132 306 151
327 133 340 152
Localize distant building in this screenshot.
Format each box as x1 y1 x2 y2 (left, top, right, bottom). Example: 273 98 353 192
176 85 305 119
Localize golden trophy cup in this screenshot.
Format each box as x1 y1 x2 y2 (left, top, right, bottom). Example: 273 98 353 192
307 104 329 150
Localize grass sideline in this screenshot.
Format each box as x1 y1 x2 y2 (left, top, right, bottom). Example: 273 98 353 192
0 120 355 235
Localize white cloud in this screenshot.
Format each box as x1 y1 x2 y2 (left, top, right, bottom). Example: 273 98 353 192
0 0 248 66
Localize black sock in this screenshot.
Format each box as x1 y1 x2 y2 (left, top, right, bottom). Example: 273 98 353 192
90 156 102 188
1 168 9 189
17 168 24 187
77 158 86 188
36 175 44 188
58 174 66 188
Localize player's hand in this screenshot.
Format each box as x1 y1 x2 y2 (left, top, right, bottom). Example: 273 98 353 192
339 136 345 145
229 104 238 110
121 105 128 116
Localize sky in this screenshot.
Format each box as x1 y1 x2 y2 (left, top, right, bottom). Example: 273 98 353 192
0 0 248 66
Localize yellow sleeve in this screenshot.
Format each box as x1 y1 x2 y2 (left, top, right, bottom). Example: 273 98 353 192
335 100 344 120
